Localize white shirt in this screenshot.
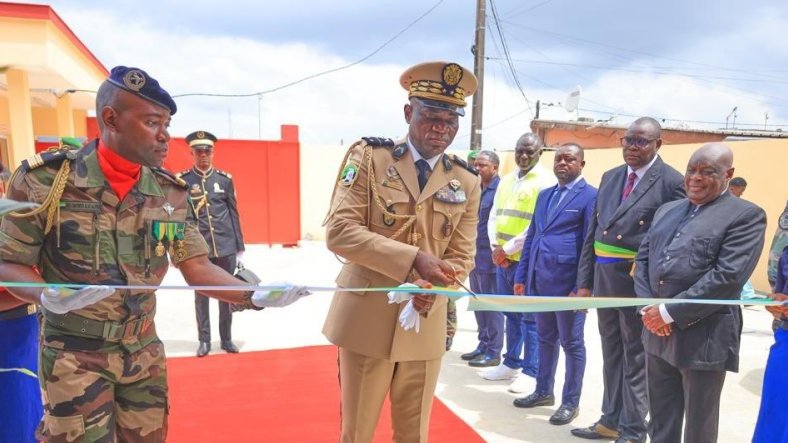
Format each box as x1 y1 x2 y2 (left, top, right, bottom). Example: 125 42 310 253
553 174 584 207
407 137 441 170
625 154 660 191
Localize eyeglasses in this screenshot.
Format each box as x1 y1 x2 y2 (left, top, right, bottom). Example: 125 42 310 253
620 136 658 149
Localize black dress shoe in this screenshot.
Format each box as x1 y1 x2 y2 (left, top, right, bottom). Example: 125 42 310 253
513 392 556 408
468 356 501 368
571 422 620 440
196 341 210 357
460 349 484 361
221 341 240 353
549 404 579 425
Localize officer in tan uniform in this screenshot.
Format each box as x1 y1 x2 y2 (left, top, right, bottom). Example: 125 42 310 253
323 61 481 442
0 66 308 442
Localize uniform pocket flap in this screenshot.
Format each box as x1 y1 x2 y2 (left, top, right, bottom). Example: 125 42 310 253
335 266 372 294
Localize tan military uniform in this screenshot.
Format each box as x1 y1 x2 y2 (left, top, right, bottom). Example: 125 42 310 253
323 137 480 442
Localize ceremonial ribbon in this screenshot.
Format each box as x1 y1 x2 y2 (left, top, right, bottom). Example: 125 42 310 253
0 281 782 313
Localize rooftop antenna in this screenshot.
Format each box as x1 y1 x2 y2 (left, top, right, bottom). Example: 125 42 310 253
725 106 737 129
564 86 581 120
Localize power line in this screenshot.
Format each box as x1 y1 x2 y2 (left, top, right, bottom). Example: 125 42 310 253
501 22 786 82
487 57 788 85
171 0 445 99
487 0 534 118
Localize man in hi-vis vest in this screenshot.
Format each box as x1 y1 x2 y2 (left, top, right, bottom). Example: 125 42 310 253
480 133 556 395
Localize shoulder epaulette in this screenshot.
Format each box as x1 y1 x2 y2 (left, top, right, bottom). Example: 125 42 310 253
216 169 233 179
152 167 188 189
361 137 395 148
21 147 77 172
175 170 190 179
448 154 478 176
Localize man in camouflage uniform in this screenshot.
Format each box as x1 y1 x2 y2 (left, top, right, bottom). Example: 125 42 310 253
0 66 307 443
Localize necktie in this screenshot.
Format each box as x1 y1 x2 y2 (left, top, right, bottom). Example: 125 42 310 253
547 186 566 218
416 159 431 191
621 172 637 201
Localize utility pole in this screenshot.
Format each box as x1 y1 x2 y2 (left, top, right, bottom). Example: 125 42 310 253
470 0 486 150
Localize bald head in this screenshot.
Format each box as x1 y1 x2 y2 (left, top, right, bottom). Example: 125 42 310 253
684 142 735 205
689 142 733 170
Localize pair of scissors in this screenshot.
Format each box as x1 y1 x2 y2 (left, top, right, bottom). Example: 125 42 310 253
450 272 478 299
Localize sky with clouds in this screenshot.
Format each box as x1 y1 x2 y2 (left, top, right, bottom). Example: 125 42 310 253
28 0 788 150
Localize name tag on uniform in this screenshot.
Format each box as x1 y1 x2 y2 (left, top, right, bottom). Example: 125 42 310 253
435 187 467 203
59 201 101 213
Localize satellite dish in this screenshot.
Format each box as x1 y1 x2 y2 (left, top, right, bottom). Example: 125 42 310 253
564 86 581 112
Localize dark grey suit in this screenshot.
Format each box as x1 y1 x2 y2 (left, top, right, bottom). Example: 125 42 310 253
577 156 685 441
635 193 766 443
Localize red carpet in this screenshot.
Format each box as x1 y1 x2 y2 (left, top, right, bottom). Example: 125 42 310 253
167 345 484 442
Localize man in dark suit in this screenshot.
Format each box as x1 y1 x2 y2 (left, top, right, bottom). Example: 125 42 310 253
461 150 505 368
512 143 597 426
636 143 766 443
573 117 685 443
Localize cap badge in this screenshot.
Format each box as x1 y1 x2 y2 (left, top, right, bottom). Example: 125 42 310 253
442 63 463 87
196 131 205 139
123 69 146 91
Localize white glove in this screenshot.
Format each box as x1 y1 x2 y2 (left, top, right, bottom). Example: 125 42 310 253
251 281 311 308
39 285 114 314
236 251 245 262
388 283 420 333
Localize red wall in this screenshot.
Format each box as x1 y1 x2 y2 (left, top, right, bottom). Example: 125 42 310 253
36 120 301 246
165 125 301 246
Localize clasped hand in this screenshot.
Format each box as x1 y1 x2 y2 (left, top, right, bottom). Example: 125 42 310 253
641 305 672 337
251 282 311 308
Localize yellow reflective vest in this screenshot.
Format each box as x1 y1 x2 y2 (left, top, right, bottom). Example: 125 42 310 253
493 165 554 261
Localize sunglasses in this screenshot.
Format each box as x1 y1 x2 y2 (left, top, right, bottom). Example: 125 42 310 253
620 136 658 149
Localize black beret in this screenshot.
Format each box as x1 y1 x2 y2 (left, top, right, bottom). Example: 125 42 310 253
185 130 218 148
106 66 177 115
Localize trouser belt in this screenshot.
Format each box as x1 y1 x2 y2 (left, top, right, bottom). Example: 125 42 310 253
44 312 152 343
0 304 37 321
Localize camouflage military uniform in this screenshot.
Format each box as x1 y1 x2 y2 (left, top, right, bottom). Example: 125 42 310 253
446 298 457 350
768 199 788 286
0 141 209 442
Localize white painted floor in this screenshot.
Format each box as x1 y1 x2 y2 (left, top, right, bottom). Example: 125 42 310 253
156 242 773 442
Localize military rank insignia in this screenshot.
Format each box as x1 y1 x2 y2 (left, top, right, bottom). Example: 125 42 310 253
340 162 359 186
151 221 187 259
435 184 467 203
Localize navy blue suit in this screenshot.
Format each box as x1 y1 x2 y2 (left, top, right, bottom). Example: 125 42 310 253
515 178 597 407
470 175 504 358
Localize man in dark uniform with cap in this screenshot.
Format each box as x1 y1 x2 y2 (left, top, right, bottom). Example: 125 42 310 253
178 131 246 356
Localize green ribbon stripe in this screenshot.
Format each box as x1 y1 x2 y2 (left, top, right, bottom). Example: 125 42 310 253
594 241 637 258
0 281 783 313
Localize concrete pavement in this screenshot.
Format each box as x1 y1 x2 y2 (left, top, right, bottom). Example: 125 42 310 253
156 242 772 442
